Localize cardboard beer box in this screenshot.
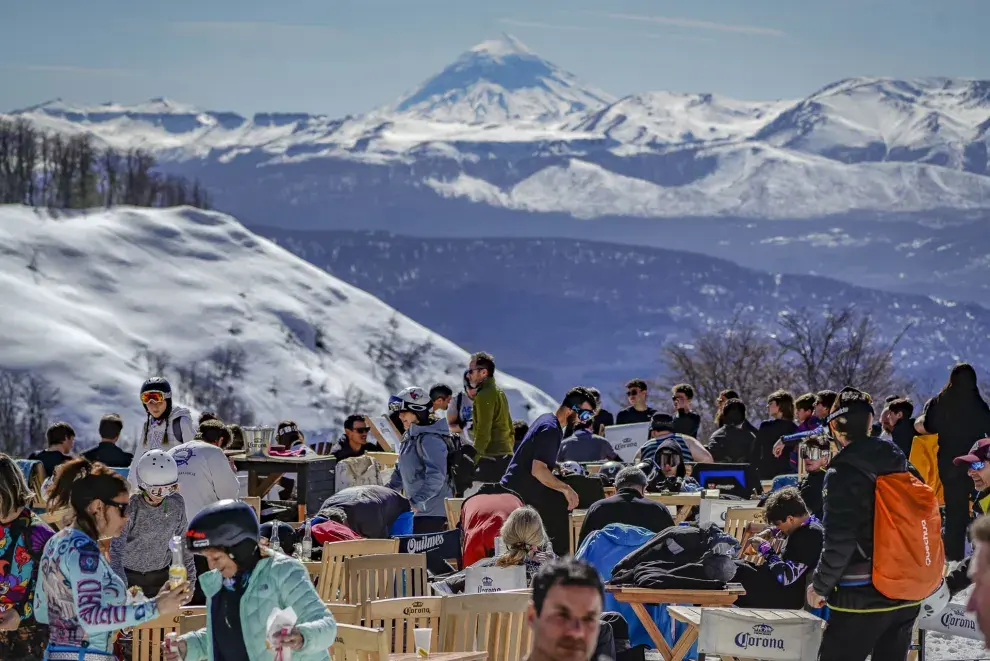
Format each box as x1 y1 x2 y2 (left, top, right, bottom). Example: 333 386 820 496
698 608 824 661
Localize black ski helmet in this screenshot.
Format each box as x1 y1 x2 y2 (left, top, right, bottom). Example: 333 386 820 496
598 461 624 486
141 377 172 397
186 499 259 553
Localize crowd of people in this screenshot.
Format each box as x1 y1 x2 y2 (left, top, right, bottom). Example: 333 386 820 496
1 352 990 661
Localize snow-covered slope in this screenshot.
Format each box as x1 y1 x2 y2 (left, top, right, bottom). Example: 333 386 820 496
0 205 555 442
385 34 613 124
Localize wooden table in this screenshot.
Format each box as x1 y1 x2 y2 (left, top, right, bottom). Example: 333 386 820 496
389 653 487 661
607 584 746 661
232 454 336 520
669 606 822 661
644 492 702 524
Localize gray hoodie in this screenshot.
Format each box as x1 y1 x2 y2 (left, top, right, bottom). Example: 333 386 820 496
387 417 452 518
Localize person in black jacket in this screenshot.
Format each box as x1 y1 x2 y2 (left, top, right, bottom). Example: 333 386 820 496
577 467 674 547
809 387 921 661
671 384 702 438
796 434 831 520
884 398 916 458
917 363 990 562
82 414 134 468
735 487 823 609
707 398 756 464
27 422 75 478
752 390 798 480
616 379 657 425
718 389 758 435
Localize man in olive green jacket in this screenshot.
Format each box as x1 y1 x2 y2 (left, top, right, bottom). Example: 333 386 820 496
468 352 515 482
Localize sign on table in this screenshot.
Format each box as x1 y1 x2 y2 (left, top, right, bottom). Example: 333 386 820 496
464 565 526 594
919 604 984 641
604 422 650 463
698 608 824 661
369 414 402 451
698 497 734 527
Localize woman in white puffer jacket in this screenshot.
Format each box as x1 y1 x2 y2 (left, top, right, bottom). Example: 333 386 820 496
127 377 196 487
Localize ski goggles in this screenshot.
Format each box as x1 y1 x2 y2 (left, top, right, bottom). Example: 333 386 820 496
656 451 682 468
571 406 595 423
388 395 429 413
141 483 179 499
801 445 832 461
140 390 168 405
970 461 987 471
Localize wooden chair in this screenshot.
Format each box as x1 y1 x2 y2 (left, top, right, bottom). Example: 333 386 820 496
445 497 465 530
311 441 334 456
131 613 180 661
569 510 586 554
325 602 361 625
343 553 427 604
363 596 444 654
317 539 400 602
440 590 532 661
723 506 767 562
330 624 389 661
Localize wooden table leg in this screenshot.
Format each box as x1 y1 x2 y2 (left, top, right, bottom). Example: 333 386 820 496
675 507 692 524
669 624 698 661
297 465 309 521
630 603 674 661
253 472 284 498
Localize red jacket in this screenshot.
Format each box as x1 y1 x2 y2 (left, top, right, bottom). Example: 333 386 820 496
460 486 524 567
312 520 364 545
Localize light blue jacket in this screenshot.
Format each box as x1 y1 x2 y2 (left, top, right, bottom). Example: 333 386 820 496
181 550 336 661
34 527 161 653
387 417 452 518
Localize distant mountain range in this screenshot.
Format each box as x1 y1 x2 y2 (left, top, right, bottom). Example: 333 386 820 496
5 34 990 306
259 227 990 398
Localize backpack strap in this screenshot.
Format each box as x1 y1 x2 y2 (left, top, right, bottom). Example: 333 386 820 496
172 417 184 444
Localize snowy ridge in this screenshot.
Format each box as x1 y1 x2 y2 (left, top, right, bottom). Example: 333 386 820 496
5 38 990 220
0 205 555 441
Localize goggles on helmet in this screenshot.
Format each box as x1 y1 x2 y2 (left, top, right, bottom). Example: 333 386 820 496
388 395 429 413
801 444 832 461
142 483 179 499
141 390 167 405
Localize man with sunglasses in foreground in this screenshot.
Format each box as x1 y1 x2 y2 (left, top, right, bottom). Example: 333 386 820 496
502 387 598 556
945 438 990 597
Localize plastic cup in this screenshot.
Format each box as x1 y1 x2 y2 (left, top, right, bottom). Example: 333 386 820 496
414 628 432 657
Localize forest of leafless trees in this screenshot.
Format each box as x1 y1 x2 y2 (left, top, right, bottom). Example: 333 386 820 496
0 118 209 210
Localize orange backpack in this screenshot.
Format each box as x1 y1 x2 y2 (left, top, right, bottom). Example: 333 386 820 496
871 471 945 601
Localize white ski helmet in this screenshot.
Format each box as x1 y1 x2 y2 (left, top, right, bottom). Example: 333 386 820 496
388 386 432 413
136 449 179 498
920 579 951 619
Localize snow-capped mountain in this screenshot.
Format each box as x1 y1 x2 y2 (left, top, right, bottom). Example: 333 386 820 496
383 33 613 124
0 205 555 442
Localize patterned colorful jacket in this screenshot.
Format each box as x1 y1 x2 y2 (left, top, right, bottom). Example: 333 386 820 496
33 527 160 652
0 508 54 624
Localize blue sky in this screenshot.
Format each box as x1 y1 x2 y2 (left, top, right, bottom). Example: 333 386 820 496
1 0 985 116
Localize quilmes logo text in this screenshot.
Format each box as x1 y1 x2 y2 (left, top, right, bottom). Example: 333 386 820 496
407 534 444 554
734 623 785 651
403 601 432 616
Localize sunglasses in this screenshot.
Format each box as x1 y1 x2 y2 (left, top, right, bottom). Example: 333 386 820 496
352 427 371 434
140 391 167 405
571 406 594 423
971 461 987 471
102 499 129 516
627 390 640 397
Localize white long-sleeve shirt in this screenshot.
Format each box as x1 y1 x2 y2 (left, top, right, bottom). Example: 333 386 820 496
167 440 240 520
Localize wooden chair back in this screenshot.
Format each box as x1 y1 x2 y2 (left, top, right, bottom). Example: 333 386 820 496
363 596 444 654
325 602 361 625
724 506 767 561
343 553 427 604
318 539 400 601
131 613 180 661
569 510 586 554
366 452 399 469
311 441 334 456
445 497 465 530
330 624 389 661
440 590 532 661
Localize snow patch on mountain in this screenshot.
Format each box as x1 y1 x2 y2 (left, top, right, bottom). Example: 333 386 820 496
0 205 555 441
386 33 614 124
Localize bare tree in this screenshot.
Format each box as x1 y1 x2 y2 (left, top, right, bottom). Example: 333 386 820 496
19 374 61 449
333 383 376 429
0 371 25 455
776 306 912 397
660 312 797 433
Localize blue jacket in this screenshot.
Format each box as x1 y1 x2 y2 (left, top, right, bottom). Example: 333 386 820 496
34 527 162 653
388 417 452 518
577 523 692 653
181 550 336 661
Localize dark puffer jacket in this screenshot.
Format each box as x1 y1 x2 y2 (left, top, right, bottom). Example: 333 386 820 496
811 436 921 613
610 523 739 590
